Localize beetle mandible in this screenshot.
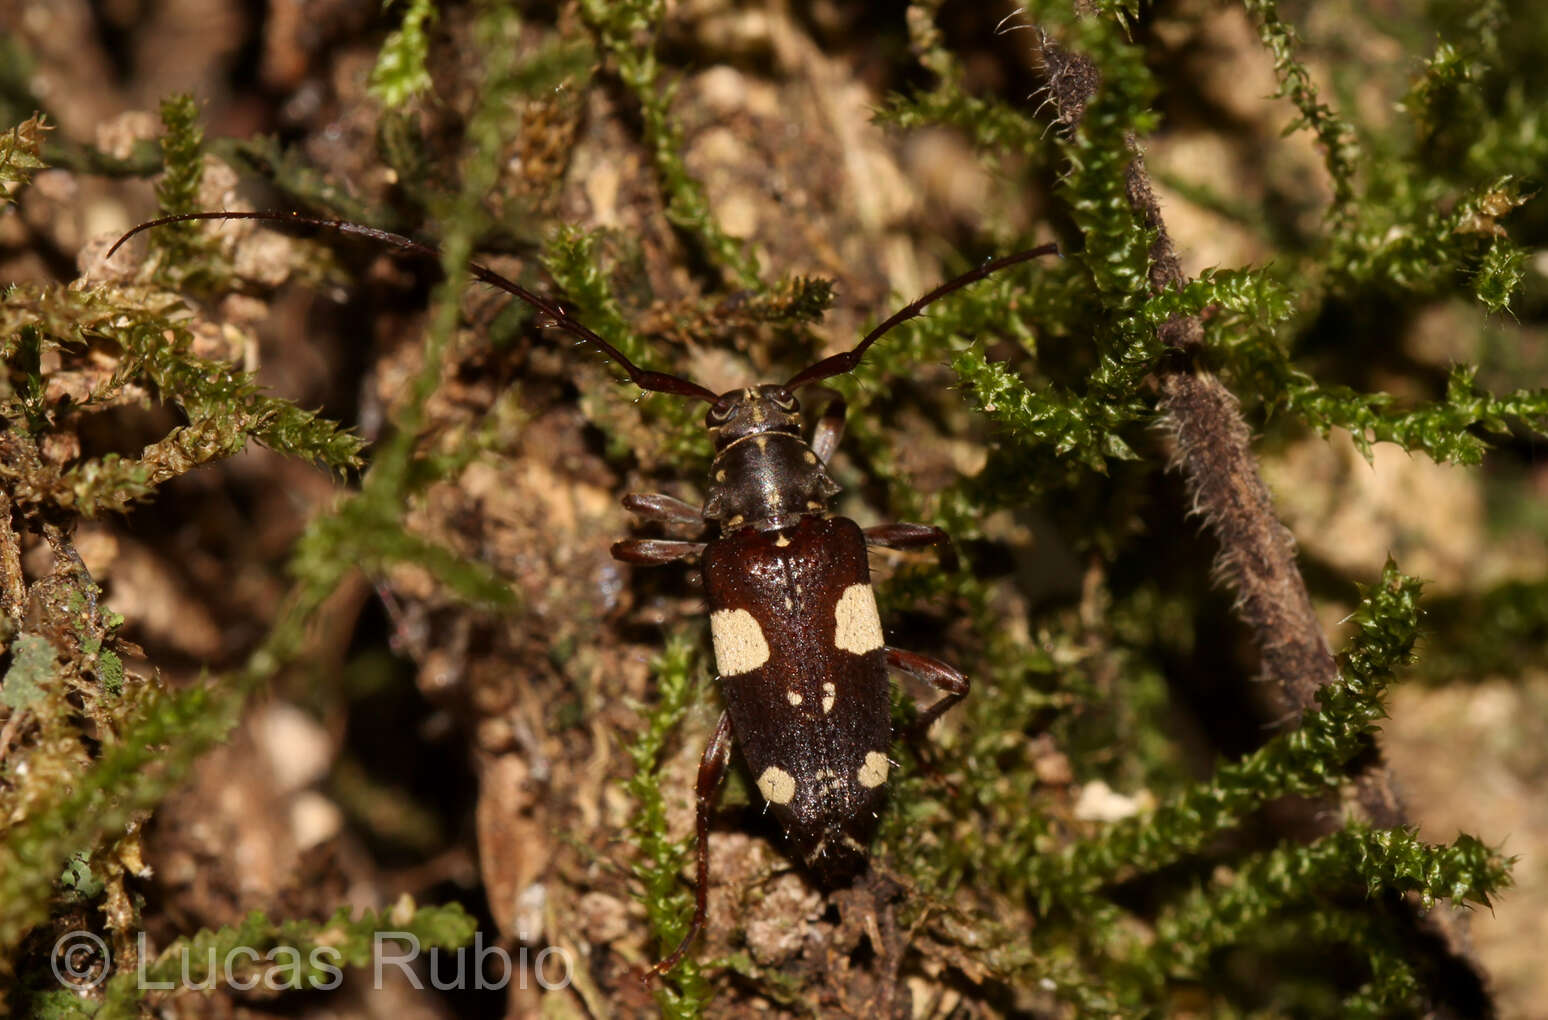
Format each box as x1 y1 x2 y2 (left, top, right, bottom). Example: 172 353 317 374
109 212 1056 974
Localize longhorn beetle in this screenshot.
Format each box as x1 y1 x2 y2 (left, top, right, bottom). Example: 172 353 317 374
109 212 1056 974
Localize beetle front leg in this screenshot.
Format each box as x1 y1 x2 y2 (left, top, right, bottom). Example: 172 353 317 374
884 646 969 737
864 523 959 573
647 709 733 979
611 539 706 565
807 387 847 465
623 492 705 529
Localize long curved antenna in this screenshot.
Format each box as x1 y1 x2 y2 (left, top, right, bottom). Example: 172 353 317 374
784 243 1060 390
108 211 721 404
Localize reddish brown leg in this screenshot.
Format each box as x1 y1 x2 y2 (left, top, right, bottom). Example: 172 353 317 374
884 646 969 737
807 388 847 465
611 539 705 565
647 710 733 979
623 492 705 529
864 523 959 573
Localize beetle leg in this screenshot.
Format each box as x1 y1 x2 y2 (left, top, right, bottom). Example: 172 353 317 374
884 646 969 737
611 539 705 565
807 388 847 465
864 523 959 573
648 709 733 979
622 492 705 529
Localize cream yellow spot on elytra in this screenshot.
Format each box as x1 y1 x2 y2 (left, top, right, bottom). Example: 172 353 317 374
710 608 769 676
833 583 884 655
857 751 890 789
757 766 796 805
774 532 790 547
821 681 836 714
786 690 802 706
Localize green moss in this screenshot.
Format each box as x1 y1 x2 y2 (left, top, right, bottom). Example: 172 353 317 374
0 283 363 515
370 0 438 108
147 94 230 289
0 114 47 203
1243 0 1362 225
540 225 714 471
577 0 760 288
0 633 55 710
624 632 714 1014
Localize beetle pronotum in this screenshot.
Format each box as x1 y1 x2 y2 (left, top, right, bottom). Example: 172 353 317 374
110 212 1056 974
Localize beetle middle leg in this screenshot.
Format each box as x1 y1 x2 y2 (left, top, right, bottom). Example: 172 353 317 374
615 492 706 565
611 539 705 565
647 709 733 978
864 523 959 573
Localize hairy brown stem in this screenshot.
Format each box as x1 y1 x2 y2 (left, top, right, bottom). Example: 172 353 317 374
1122 150 1338 715
1032 31 1492 1014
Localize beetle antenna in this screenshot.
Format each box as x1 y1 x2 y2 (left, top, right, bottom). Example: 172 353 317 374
783 243 1060 390
108 211 721 404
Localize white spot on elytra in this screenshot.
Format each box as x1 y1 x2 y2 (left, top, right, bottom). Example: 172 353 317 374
833 583 884 654
757 766 796 805
857 751 890 788
784 595 793 610
710 608 770 676
821 681 836 714
786 689 802 706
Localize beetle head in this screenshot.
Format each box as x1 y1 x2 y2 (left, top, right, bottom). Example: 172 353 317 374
705 385 802 450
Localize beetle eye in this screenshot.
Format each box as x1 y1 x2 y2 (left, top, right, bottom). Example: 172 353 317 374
707 403 733 424
771 391 797 412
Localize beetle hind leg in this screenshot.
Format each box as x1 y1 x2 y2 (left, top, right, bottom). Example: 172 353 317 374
884 646 969 738
645 710 732 980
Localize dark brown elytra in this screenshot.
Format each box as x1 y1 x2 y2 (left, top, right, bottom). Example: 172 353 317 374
109 212 1057 976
